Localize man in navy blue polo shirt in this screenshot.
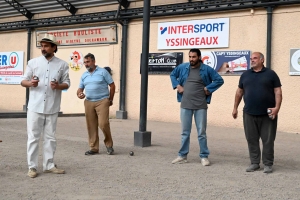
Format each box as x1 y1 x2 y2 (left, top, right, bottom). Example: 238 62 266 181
232 52 282 173
77 53 115 156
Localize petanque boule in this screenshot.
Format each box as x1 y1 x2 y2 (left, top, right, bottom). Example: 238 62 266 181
129 151 134 156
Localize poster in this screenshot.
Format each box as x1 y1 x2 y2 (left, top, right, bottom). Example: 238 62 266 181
68 50 84 71
201 50 251 75
0 51 24 84
289 49 300 75
143 52 183 74
157 18 229 49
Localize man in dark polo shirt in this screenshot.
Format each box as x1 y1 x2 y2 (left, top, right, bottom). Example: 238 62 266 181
232 52 282 173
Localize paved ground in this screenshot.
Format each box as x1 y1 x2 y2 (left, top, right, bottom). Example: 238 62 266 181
1 117 300 200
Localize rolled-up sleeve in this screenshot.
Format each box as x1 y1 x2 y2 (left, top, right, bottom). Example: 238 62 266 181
61 63 70 87
22 60 34 81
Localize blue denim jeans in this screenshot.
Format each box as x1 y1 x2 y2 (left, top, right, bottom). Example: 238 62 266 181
178 108 209 158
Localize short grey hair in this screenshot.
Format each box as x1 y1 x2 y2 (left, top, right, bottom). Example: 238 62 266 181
258 52 264 60
84 53 95 61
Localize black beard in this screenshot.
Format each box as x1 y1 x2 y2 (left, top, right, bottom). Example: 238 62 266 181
190 60 199 66
43 52 52 58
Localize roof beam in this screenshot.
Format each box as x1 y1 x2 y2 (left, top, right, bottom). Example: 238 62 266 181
1 0 300 31
56 0 78 15
117 0 130 9
4 0 34 20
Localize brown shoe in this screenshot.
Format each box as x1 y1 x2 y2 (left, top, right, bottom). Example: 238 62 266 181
44 167 65 174
28 168 37 178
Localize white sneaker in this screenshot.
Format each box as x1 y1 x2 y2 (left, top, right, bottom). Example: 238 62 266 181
201 158 210 166
172 156 187 164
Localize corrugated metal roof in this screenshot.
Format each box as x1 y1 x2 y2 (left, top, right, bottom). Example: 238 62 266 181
0 0 122 18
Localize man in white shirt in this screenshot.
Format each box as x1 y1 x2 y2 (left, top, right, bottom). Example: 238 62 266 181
21 34 70 178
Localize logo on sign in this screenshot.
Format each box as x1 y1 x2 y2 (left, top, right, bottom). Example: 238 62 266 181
160 27 167 35
9 52 19 68
201 51 217 69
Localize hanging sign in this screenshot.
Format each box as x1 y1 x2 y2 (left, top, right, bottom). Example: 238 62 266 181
0 51 24 84
36 25 117 46
201 50 251 75
157 18 229 49
141 52 183 74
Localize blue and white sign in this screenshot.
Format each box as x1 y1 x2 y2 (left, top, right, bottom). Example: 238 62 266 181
0 51 24 84
201 50 251 75
157 18 229 50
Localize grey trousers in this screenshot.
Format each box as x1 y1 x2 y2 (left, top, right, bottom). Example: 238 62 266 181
243 112 277 166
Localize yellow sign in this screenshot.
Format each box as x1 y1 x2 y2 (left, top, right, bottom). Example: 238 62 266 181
36 25 117 46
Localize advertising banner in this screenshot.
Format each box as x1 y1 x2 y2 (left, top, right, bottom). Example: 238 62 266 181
0 51 24 84
289 49 300 75
201 50 251 75
144 52 183 74
157 18 229 50
36 25 117 46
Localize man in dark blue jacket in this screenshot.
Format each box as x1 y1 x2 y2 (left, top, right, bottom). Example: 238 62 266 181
170 48 224 166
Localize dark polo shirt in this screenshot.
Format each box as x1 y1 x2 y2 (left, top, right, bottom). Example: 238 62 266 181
238 67 281 115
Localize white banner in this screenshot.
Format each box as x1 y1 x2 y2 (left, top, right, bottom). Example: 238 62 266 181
157 18 229 50
0 51 24 84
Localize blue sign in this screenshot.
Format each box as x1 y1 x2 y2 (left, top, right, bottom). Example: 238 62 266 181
201 50 251 75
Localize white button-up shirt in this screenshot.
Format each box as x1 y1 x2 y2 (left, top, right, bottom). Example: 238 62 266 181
23 55 70 114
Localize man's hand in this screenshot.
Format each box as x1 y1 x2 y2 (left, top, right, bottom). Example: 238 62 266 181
232 108 238 119
267 107 279 120
50 81 59 90
77 92 85 99
204 87 210 95
177 85 184 94
109 100 113 106
31 77 39 87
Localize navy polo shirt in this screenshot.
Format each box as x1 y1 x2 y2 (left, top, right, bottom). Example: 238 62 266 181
238 67 281 115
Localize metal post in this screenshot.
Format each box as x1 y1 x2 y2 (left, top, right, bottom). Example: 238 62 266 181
24 28 32 111
266 6 273 69
134 0 151 147
116 20 129 119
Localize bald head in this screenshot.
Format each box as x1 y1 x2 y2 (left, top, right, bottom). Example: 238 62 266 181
250 52 264 70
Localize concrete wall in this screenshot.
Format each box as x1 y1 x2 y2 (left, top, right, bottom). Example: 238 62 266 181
0 3 300 134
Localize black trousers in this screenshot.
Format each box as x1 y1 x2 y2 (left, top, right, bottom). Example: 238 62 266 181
243 112 277 166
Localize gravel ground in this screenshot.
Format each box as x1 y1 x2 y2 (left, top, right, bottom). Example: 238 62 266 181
1 117 300 200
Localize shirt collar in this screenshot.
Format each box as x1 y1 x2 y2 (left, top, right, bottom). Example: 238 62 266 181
251 66 266 73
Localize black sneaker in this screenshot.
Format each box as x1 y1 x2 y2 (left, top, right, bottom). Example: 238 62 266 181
246 164 260 172
85 150 98 155
106 147 114 155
